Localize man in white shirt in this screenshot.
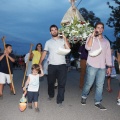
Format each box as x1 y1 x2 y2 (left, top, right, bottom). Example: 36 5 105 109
39 25 70 106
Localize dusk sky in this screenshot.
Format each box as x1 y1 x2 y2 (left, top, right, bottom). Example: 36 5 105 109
0 0 117 55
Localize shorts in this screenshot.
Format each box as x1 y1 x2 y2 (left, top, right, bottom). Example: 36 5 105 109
0 72 13 84
27 91 39 103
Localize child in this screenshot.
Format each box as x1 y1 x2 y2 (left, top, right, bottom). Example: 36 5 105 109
117 84 120 105
106 49 117 93
23 64 44 112
0 44 15 99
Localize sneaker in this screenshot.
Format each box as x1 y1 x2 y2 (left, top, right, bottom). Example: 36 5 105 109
47 97 53 101
117 99 120 106
28 105 32 109
54 86 58 89
81 98 86 105
59 103 63 108
35 108 40 112
57 103 63 108
95 104 107 110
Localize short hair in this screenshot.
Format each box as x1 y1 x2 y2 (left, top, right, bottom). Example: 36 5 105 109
49 24 58 32
31 64 40 73
94 22 104 29
5 44 12 48
35 43 43 51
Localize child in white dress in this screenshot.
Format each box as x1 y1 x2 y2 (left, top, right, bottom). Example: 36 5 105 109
23 64 44 112
106 49 117 92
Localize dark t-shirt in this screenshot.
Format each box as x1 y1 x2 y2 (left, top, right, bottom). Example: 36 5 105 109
0 53 15 74
78 44 88 60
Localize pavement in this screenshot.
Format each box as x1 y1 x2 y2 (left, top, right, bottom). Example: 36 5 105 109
0 68 120 120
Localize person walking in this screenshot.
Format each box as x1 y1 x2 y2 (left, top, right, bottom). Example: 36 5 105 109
39 24 70 106
31 43 43 65
81 22 112 110
0 44 15 99
78 44 88 90
106 49 117 93
23 64 44 112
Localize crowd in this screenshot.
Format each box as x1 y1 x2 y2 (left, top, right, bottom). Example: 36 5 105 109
0 22 120 113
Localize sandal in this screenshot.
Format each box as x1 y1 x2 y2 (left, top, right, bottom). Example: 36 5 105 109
10 90 14 95
0 95 3 100
106 88 113 93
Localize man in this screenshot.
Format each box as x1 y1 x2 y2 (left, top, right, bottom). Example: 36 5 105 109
0 44 15 99
81 22 112 110
39 24 70 106
78 44 88 90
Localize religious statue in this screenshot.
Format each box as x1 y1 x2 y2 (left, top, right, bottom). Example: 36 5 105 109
61 0 84 25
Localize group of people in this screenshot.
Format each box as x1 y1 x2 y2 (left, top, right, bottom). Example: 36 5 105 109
0 22 120 112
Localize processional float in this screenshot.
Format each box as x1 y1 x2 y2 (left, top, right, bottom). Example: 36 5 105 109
60 0 93 44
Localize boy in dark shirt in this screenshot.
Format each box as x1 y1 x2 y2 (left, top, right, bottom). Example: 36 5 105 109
0 44 15 99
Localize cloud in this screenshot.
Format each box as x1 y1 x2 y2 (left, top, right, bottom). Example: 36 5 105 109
0 0 117 54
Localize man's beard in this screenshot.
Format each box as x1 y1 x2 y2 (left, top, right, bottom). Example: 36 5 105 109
52 33 58 37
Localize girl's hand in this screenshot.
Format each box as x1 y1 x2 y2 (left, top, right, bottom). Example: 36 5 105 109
106 68 111 76
23 87 26 91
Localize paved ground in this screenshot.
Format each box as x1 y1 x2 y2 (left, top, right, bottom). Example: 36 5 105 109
0 68 120 120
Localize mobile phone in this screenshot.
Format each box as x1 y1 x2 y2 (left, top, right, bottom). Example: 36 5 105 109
59 33 63 39
95 31 99 37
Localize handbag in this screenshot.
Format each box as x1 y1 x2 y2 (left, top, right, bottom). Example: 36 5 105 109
57 47 71 55
89 38 102 57
57 40 71 56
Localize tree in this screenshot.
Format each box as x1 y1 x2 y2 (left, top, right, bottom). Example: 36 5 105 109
106 0 120 37
79 8 101 27
112 37 120 50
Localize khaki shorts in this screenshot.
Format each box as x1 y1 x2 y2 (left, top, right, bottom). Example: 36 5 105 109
0 72 13 84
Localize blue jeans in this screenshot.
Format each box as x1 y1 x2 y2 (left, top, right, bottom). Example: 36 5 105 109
82 64 106 104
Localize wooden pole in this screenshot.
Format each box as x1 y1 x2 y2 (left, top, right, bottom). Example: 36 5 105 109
1 36 16 95
22 44 33 87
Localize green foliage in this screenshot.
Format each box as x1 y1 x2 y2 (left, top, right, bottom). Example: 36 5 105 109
106 0 120 37
79 8 101 27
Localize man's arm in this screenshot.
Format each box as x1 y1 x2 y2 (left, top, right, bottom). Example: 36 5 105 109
39 51 47 67
106 42 112 76
0 53 15 62
63 35 70 49
86 30 96 47
7 54 15 62
0 54 5 61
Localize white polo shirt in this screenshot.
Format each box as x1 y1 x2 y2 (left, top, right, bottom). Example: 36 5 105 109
44 38 66 65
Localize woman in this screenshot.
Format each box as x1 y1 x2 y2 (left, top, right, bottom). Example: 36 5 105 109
31 43 43 65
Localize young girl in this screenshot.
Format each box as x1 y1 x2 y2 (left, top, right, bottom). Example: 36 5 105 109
23 64 44 112
106 49 117 92
30 43 43 65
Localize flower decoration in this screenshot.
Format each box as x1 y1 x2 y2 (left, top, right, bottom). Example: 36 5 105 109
59 16 94 44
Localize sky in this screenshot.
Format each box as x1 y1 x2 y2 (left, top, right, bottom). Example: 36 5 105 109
0 0 117 55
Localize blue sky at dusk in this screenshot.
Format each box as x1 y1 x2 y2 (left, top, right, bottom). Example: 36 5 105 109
0 0 117 55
